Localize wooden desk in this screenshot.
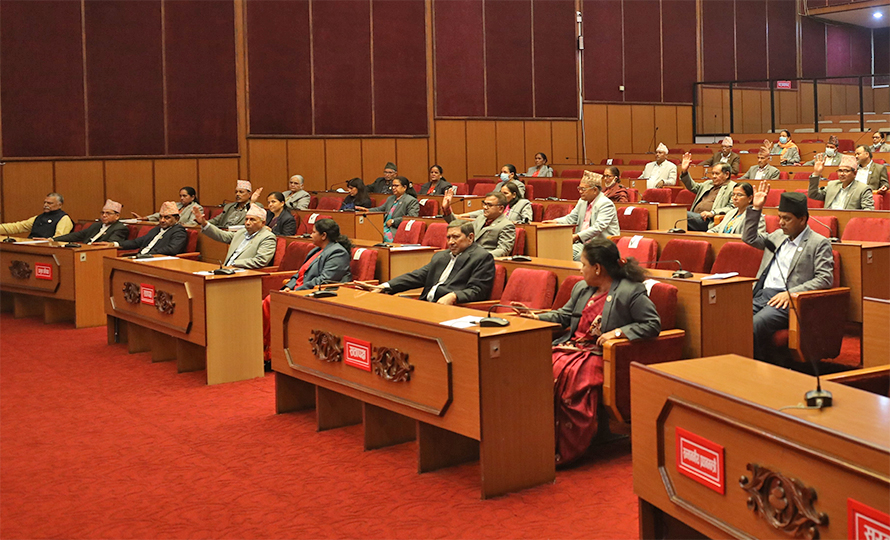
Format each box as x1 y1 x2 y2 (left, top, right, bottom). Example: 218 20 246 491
632 355 890 539
104 256 264 384
494 257 755 359
0 241 117 328
269 287 556 498
863 297 890 368
293 209 384 243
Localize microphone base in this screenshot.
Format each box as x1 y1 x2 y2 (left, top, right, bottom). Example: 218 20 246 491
2 238 17 243
805 389 833 408
672 270 693 279
212 268 236 275
64 243 82 248
373 243 391 248
479 316 510 328
667 228 686 234
308 290 338 298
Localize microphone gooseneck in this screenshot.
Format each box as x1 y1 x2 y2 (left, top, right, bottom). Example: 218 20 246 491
667 217 688 234
479 304 531 327
808 215 839 243
358 213 391 248
207 257 235 275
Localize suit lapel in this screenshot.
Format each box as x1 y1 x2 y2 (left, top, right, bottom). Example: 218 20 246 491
601 281 618 326
788 231 808 274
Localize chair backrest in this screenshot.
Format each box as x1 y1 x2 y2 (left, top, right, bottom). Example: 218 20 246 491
647 281 678 330
616 206 648 231
666 186 684 202
841 217 890 242
511 227 526 256
629 159 649 166
673 190 696 209
451 182 469 195
764 214 780 232
308 195 318 209
625 170 642 179
778 172 789 180
641 188 671 204
271 237 288 267
349 247 378 281
599 158 623 165
792 172 810 180
471 183 496 196
561 169 584 178
616 236 659 268
296 213 331 235
490 264 507 300
497 268 557 312
764 189 785 207
418 198 440 217
467 178 493 193
543 203 573 221
837 138 855 152
794 188 824 208
207 207 224 219
689 148 712 154
278 241 315 271
873 192 884 210
560 179 581 199
421 222 448 248
184 228 199 253
530 203 544 222
627 188 640 202
711 242 762 277
393 219 426 244
126 224 140 239
316 197 342 211
137 225 154 238
524 182 535 201
832 249 841 288
809 215 838 238
552 275 585 309
73 222 86 232
657 238 713 273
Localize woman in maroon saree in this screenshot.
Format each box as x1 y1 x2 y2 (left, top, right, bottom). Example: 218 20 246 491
524 239 661 465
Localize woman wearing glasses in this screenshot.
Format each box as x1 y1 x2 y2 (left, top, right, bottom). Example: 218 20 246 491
600 166 629 203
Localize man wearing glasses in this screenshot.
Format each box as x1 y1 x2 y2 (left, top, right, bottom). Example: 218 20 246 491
441 190 515 257
544 171 620 261
678 152 737 231
808 153 874 210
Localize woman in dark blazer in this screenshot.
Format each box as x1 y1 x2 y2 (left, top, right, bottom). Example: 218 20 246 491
340 178 373 211
523 238 661 465
355 176 419 242
265 192 297 236
419 165 453 196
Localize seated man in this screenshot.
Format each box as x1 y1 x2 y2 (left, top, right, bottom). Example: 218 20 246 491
699 136 740 175
638 143 677 189
97 201 187 256
854 145 889 192
441 190 515 257
195 205 276 269
678 153 736 231
365 221 495 305
808 154 874 210
1 192 73 239
52 199 128 244
208 180 264 228
742 188 833 366
803 135 842 166
545 171 619 261
368 162 398 194
740 147 781 181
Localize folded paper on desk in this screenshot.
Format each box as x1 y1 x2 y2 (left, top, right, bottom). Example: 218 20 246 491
135 256 180 262
14 239 51 244
702 272 739 280
193 268 247 276
440 315 484 328
390 244 423 251
120 219 138 224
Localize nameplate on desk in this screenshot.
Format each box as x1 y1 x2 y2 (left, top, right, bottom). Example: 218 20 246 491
343 336 372 372
675 427 725 494
848 498 890 540
141 284 156 306
35 263 53 280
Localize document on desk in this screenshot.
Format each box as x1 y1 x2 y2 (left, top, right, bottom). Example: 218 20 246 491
12 239 51 244
135 256 180 262
440 315 484 328
390 244 424 251
702 272 739 280
192 268 248 276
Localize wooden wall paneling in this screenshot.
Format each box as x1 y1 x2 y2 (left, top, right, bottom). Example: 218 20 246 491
105 160 154 217
198 158 241 206
286 140 326 192
361 139 397 186
324 140 363 187
863 86 874 113
760 91 772 134
433 120 468 182
606 105 633 155
778 91 799 127
465 121 497 177
654 106 678 149
845 85 860 116
583 105 609 163
676 106 693 144
722 89 732 135
700 88 724 134
740 90 762 134
874 88 890 115
800 83 815 124
54 161 104 222
154 159 198 211
523 122 553 171
551 121 580 166
495 121 525 172
1 162 54 222
247 139 288 192
630 106 656 154
831 84 847 117
395 138 430 186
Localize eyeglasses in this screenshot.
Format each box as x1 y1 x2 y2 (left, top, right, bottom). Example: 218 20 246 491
577 186 594 193
837 168 854 174
602 174 616 179
481 202 502 208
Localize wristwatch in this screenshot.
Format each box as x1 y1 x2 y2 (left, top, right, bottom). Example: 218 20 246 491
614 329 622 338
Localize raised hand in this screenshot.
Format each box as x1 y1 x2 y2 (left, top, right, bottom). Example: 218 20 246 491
131 212 145 220
193 207 207 226
680 152 693 174
752 180 770 210
442 187 455 211
250 187 264 203
813 153 825 177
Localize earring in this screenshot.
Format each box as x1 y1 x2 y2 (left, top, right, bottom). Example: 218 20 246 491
596 269 600 275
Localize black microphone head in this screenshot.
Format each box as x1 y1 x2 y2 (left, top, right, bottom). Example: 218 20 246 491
763 238 777 253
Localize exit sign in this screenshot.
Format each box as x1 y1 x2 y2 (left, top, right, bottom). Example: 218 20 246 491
776 81 792 90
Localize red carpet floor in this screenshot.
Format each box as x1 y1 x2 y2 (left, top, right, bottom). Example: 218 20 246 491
0 314 639 540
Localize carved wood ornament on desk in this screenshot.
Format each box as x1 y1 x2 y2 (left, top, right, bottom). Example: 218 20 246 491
9 260 31 280
309 330 342 363
739 463 828 540
123 282 141 304
372 347 413 382
155 290 175 315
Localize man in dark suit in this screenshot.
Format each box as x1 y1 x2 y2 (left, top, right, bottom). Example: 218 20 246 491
699 136 740 175
96 201 187 256
366 220 495 305
52 199 128 244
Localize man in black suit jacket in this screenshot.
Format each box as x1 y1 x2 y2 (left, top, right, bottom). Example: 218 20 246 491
53 199 129 245
96 201 187 256
369 221 495 305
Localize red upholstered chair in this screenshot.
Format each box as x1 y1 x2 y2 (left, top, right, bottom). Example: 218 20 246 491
792 172 810 180
206 207 224 219
296 213 332 235
841 217 890 242
616 206 649 231
270 237 288 267
451 182 469 195
875 159 886 165
561 169 584 177
599 158 624 165
616 236 659 268
511 227 526 256
764 189 785 207
72 222 86 232
526 179 556 199
794 188 824 208
349 247 378 282
259 240 315 299
560 179 581 199
471 183 496 196
873 192 885 210
828 172 838 180
641 188 672 203
627 188 640 202
809 215 838 238
764 214 779 232
689 148 712 155
524 183 535 201
421 222 448 248
393 219 426 244
711 242 762 277
418 198 440 217
772 287 851 368
625 170 642 178
126 224 141 240
673 190 695 210
316 197 342 211
530 203 544 222
832 250 841 288
666 186 685 202
490 265 507 301
778 172 789 180
137 225 154 238
837 139 854 152
551 275 585 310
543 203 573 221
656 238 713 274
495 269 557 312
309 195 318 209
176 228 202 260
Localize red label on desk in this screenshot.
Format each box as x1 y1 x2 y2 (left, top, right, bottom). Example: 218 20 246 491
344 337 371 371
848 498 890 540
35 263 53 280
676 427 724 494
140 284 155 306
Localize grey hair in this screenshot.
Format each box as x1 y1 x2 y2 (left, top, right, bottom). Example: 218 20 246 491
289 174 304 185
47 192 63 204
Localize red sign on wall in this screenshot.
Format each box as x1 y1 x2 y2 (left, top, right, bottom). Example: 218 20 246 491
343 337 372 372
848 498 890 540
140 284 155 306
675 427 725 494
776 80 792 90
34 263 53 280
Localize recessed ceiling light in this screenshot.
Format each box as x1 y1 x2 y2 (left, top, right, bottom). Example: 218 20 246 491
874 11 884 19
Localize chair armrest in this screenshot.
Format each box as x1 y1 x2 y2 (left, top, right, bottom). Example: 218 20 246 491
264 265 280 272
457 300 499 312
117 249 138 257
260 270 298 299
787 287 850 361
178 252 200 260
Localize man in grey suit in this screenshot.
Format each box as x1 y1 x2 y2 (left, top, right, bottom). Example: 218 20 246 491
740 148 781 181
854 145 889 193
808 154 874 210
545 171 620 261
195 204 277 269
679 152 736 231
742 188 833 366
699 136 740 175
441 190 515 257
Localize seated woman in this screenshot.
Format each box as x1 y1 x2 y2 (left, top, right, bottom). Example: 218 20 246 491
526 152 553 177
601 166 629 203
456 181 532 223
134 186 203 226
340 178 373 211
768 130 800 165
265 192 297 236
707 181 765 235
520 238 660 465
283 175 311 211
355 176 419 242
494 164 526 197
419 165 453 196
261 218 353 366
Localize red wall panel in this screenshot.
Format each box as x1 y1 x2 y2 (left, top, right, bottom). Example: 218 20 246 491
875 28 890 76
661 0 697 103
313 0 373 134
735 0 768 81
485 0 534 117
433 0 485 117
1 0 85 157
582 0 623 102
766 0 797 79
85 0 165 156
623 0 661 102
826 25 852 77
701 0 735 82
533 0 577 117
800 17 827 78
373 0 428 134
166 0 238 154
850 30 871 76
245 0 312 135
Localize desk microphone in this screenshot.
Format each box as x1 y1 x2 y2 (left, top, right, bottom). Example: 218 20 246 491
308 279 341 298
1 223 16 242
763 239 832 409
480 304 531 327
652 259 693 279
207 258 236 275
667 217 688 234
358 213 391 248
808 216 839 243
132 253 154 259
852 128 872 149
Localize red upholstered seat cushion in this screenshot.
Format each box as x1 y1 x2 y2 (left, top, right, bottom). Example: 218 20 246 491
795 189 824 208
418 198 439 217
560 179 581 199
184 228 199 253
308 195 318 209
471 183 496 197
393 220 426 244
271 237 287 267
641 188 671 204
647 281 677 330
627 188 640 202
616 206 648 231
561 169 584 178
666 186 685 202
421 222 448 249
511 227 526 256
316 197 342 211
809 215 838 238
616 236 659 268
349 247 377 282
656 238 713 274
673 190 695 210
526 179 556 199
451 183 469 195
711 242 762 277
497 268 557 312
764 214 779 233
278 241 314 272
841 217 890 242
490 264 507 300
778 172 789 180
543 203 573 221
552 275 584 310
792 172 810 180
